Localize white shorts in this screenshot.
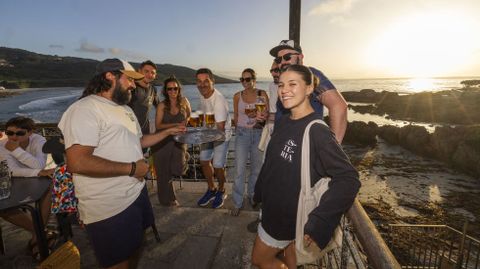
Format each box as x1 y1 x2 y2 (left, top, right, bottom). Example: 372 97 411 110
258 222 293 249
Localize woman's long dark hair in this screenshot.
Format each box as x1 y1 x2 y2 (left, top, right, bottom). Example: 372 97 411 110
162 75 186 113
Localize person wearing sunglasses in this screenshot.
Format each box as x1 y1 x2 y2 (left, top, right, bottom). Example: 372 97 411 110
127 60 159 136
0 116 54 177
0 116 55 259
269 40 348 144
59 58 186 268
231 68 269 216
151 75 191 207
195 68 232 209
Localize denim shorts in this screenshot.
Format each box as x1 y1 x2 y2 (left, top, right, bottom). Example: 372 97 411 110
258 222 292 249
85 186 154 267
199 139 230 168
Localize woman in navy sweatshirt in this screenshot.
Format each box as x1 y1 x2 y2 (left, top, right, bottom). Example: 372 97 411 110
251 65 360 268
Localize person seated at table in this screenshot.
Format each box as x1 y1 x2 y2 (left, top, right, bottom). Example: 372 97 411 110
0 116 55 258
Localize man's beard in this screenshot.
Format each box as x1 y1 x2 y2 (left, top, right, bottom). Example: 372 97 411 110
112 81 131 105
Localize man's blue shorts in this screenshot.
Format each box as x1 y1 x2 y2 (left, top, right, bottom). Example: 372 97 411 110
85 186 154 267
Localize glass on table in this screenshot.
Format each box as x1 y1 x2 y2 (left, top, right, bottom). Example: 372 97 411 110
189 112 200 128
0 160 12 200
197 110 205 127
205 112 216 128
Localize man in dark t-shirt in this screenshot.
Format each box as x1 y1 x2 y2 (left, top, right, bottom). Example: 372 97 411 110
269 40 348 143
128 60 159 135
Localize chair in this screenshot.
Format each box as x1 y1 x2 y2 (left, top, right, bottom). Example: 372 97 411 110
38 240 80 269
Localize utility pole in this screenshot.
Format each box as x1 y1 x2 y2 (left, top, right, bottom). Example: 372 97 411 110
289 0 301 47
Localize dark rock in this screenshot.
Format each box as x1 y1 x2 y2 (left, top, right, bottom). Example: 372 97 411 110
344 121 378 146
378 124 480 177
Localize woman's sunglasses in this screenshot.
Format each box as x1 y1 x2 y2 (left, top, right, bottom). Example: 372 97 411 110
274 53 299 64
166 87 179 92
5 130 27 136
239 77 253 83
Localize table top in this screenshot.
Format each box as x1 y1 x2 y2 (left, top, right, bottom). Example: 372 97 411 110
173 128 225 144
0 176 51 211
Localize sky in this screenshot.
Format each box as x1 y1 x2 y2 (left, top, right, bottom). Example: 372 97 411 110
1 0 479 80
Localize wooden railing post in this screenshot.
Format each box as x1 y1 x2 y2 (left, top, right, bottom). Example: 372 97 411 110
347 199 402 269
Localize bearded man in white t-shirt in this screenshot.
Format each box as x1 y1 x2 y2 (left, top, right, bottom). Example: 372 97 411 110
58 58 185 269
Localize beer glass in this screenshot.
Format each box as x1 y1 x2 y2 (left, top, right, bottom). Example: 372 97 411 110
255 96 267 114
205 112 215 128
254 96 267 128
245 103 256 125
197 110 205 127
189 112 199 128
0 160 11 200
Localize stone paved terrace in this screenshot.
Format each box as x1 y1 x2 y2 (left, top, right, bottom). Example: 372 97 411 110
0 181 260 269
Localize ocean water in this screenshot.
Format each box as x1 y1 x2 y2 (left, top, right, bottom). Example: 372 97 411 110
0 77 477 128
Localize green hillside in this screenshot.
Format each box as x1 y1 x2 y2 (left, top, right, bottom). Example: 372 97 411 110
0 47 235 89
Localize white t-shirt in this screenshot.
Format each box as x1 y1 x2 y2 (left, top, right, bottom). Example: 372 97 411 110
0 133 47 177
199 88 232 140
58 95 145 224
267 82 278 113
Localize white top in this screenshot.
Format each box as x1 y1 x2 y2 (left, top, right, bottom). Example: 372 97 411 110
58 95 145 224
267 82 278 113
199 88 232 140
0 133 47 177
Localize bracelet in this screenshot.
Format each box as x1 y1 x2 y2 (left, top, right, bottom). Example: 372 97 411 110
129 162 136 177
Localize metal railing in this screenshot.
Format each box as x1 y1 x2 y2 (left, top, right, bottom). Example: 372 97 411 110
387 223 480 269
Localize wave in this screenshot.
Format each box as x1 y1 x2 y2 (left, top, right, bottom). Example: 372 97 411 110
19 92 80 111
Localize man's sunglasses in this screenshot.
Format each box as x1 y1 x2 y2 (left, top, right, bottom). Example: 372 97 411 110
239 77 253 83
274 53 299 64
270 68 280 73
5 130 27 136
166 87 179 92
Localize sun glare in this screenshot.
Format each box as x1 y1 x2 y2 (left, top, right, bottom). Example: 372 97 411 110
408 78 435 92
365 10 478 78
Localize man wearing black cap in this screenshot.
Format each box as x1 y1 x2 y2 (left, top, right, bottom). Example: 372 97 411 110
270 40 348 143
58 58 185 268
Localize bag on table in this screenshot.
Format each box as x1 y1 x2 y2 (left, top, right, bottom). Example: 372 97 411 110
295 119 343 265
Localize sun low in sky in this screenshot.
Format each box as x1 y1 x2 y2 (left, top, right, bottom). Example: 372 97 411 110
0 0 479 79
364 9 479 78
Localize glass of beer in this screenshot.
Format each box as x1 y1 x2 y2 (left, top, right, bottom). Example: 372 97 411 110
255 96 267 113
254 96 267 127
197 110 204 127
245 104 256 125
205 112 215 128
189 112 199 128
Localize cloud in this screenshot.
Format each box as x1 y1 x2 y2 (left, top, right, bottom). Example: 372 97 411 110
49 44 64 49
309 0 360 16
108 48 147 60
75 41 105 53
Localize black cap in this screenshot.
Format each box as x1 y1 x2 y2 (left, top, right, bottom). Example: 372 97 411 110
95 58 144 80
269 40 302 57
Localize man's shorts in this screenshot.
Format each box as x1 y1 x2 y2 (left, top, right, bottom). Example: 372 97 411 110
199 139 230 168
85 186 154 267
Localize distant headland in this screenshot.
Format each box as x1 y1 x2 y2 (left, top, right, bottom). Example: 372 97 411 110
0 47 236 89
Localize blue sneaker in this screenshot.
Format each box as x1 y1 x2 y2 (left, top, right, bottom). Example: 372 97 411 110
212 190 227 209
197 189 217 207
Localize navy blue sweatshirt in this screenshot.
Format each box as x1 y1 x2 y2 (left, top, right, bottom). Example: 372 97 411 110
253 112 360 248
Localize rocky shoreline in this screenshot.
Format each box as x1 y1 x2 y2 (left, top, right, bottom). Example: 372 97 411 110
344 86 480 124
